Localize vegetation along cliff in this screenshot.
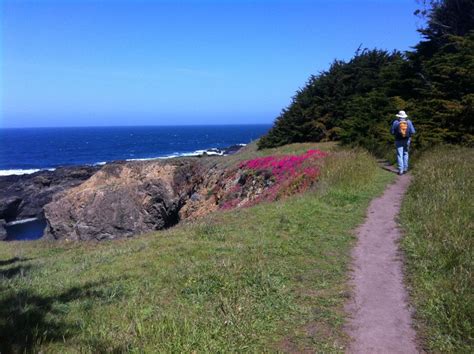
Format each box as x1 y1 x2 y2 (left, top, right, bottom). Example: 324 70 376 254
258 0 474 155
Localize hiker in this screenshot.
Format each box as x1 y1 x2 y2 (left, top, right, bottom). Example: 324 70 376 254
390 110 416 175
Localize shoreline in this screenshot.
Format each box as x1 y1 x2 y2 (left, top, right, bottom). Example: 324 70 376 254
0 144 246 177
0 142 249 239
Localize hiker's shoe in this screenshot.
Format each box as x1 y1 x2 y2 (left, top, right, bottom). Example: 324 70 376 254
398 171 403 176
403 170 408 174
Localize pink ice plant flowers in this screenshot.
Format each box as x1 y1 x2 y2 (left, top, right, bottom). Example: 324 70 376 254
220 149 329 210
239 149 328 181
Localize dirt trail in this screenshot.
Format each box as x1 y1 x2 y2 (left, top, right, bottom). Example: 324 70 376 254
345 174 419 354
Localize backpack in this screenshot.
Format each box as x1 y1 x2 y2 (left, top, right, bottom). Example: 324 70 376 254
398 120 408 138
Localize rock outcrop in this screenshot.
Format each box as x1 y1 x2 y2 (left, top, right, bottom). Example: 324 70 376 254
0 157 242 241
44 160 203 241
2 142 320 242
0 166 100 229
0 143 250 241
0 219 7 240
2 146 326 242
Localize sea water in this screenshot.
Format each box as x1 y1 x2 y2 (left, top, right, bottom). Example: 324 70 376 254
0 125 271 175
4 218 47 241
1 125 271 240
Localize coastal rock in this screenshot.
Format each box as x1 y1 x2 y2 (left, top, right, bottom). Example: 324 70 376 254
223 144 246 155
3 145 276 241
200 144 245 156
44 160 201 241
0 219 7 240
177 162 226 220
0 166 100 222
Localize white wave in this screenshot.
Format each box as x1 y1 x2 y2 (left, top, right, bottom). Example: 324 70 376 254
0 169 41 176
179 150 208 157
126 156 175 162
6 217 39 226
125 148 227 162
0 168 56 176
203 151 225 156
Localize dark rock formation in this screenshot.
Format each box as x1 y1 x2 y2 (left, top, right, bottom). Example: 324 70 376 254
44 160 202 241
0 220 7 240
0 166 99 221
222 144 245 155
0 166 99 234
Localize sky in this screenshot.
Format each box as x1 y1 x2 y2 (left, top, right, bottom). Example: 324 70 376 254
0 0 423 128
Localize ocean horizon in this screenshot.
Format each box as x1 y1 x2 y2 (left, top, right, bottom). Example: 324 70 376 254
0 124 271 176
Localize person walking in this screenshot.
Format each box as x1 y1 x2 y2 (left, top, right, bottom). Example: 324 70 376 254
390 111 416 175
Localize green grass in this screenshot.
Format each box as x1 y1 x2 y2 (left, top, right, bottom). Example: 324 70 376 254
0 144 394 353
400 146 473 353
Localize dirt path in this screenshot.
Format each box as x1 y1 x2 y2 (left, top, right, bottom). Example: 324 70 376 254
345 174 419 354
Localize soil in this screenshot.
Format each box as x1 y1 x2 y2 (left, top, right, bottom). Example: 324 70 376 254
345 174 420 353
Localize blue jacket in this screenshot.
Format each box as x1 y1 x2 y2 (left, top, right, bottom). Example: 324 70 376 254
391 119 416 140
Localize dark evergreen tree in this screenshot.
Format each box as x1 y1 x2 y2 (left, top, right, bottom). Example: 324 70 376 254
258 0 474 153
258 49 406 152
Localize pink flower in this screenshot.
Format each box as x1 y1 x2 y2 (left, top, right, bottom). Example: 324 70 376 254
221 149 329 210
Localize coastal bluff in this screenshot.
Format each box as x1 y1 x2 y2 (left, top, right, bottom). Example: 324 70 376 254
44 160 203 240
0 166 99 239
0 145 258 241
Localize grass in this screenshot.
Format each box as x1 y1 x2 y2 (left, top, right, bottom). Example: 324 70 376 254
400 146 473 353
0 143 394 353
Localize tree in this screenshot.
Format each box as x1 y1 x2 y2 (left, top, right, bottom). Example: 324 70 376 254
258 0 473 153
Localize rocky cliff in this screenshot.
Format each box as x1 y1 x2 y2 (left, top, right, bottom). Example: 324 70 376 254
0 146 248 241
44 160 203 240
2 146 326 241
42 156 273 241
0 166 99 238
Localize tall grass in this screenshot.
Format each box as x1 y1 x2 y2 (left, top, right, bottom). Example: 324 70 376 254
400 146 473 353
0 144 394 352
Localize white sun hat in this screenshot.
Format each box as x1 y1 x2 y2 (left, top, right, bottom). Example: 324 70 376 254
396 110 408 119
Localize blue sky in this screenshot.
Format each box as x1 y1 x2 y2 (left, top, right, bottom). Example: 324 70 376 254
1 0 422 128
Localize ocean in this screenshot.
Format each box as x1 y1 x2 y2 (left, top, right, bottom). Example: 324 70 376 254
0 125 271 176
1 124 271 241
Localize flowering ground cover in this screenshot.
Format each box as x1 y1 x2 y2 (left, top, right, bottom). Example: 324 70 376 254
220 150 329 209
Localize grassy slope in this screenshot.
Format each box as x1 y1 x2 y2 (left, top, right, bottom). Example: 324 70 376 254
400 146 473 353
0 143 395 353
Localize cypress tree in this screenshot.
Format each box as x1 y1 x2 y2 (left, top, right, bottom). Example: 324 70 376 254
258 0 474 153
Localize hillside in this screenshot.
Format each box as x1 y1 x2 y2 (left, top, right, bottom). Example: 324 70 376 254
0 143 395 352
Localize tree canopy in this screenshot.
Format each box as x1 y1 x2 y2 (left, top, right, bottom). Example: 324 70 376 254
258 0 474 154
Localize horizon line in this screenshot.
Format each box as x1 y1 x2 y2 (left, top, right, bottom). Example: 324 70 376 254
0 123 273 129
